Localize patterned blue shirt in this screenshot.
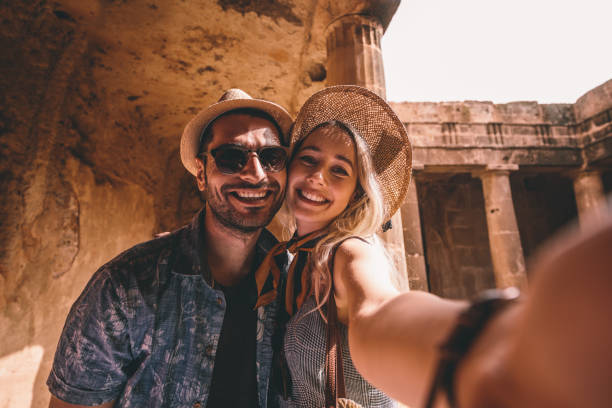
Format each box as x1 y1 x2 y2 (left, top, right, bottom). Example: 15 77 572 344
47 210 288 407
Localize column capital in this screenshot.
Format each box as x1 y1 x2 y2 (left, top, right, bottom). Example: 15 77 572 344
566 168 603 181
325 13 383 37
325 8 387 98
486 163 519 172
472 164 519 179
412 161 425 171
326 0 400 32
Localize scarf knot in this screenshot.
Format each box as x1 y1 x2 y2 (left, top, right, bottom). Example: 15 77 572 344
253 230 326 315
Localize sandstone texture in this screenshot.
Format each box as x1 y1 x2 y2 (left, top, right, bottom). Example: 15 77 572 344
0 0 338 405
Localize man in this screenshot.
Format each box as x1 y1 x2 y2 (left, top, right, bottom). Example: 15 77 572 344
47 89 293 407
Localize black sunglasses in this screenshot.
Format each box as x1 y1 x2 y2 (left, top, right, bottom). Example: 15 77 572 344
203 144 288 174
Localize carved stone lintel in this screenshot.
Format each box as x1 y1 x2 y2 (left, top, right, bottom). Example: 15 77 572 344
485 164 519 172
471 164 518 179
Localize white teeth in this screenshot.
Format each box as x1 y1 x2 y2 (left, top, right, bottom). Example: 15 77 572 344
301 190 326 203
235 191 267 199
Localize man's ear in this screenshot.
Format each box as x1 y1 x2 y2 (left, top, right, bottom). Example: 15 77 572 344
194 157 207 192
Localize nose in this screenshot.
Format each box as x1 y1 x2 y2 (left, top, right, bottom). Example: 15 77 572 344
239 152 266 184
306 167 325 186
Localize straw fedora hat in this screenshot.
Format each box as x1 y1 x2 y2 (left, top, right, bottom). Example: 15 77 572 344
291 85 412 220
180 88 293 175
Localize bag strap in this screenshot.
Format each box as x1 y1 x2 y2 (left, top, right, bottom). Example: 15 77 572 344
325 290 346 408
324 237 367 407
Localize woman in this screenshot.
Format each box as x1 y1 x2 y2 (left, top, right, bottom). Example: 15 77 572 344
256 85 443 407
259 86 612 408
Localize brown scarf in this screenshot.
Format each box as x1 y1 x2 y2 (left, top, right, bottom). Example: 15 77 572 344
253 230 326 315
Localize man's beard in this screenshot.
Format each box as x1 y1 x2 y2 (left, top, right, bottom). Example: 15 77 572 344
206 181 284 234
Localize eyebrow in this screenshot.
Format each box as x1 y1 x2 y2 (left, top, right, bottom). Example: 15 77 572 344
263 128 282 144
299 146 354 169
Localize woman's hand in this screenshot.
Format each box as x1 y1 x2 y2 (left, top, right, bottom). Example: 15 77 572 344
331 215 612 408
457 216 612 408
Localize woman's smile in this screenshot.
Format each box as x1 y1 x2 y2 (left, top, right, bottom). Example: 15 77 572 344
296 187 329 205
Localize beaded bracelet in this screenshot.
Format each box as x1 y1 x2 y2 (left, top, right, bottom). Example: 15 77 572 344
423 287 520 408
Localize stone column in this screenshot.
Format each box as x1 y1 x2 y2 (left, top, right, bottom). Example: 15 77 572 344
477 166 528 288
572 171 608 227
401 177 429 291
326 14 386 98
325 12 408 282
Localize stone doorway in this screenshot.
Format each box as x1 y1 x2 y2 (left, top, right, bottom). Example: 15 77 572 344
417 173 495 299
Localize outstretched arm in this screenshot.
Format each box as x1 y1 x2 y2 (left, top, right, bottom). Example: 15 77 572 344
334 215 612 408
332 238 466 407
456 216 612 408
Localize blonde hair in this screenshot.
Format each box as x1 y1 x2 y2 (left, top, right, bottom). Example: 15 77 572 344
281 121 392 313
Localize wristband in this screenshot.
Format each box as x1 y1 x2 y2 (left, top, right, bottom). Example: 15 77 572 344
424 287 520 408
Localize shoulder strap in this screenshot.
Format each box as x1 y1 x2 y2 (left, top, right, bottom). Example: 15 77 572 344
325 236 368 407
325 289 345 407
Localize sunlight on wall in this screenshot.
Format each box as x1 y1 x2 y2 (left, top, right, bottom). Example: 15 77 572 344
0 345 44 408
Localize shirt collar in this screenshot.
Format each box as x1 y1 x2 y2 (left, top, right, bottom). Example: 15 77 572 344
181 208 280 283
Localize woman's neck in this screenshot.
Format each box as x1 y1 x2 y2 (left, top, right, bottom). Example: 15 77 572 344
295 221 330 238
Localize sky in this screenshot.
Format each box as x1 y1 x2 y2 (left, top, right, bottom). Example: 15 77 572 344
381 0 612 103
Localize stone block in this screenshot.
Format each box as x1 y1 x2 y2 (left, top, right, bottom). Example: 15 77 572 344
574 79 612 122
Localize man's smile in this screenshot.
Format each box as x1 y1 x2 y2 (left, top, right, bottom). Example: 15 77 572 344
229 189 273 203
222 182 281 208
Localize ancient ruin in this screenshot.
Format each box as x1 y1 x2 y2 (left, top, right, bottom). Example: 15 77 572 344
1 0 610 405
393 89 612 297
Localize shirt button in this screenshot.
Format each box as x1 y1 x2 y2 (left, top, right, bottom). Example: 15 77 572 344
193 403 201 408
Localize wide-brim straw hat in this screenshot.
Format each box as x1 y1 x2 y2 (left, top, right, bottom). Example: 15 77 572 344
291 85 412 220
181 88 293 175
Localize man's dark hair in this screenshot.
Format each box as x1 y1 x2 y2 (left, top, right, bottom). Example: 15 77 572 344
198 108 284 156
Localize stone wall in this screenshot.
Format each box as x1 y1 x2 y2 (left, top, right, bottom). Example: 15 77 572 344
0 4 160 404
511 173 578 259
416 171 582 300
417 174 495 299
392 78 612 298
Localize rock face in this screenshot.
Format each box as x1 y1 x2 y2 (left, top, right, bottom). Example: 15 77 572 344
1 0 403 404
0 0 334 405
